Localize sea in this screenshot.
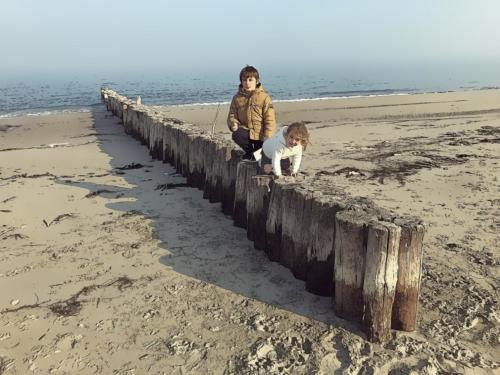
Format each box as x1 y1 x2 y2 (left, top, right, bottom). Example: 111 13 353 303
1 62 499 118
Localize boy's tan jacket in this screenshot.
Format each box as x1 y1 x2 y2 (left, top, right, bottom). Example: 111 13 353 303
227 84 276 140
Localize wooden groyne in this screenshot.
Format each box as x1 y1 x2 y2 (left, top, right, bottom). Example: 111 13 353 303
101 88 426 343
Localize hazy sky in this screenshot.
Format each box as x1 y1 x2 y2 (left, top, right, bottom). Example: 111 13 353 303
1 0 500 78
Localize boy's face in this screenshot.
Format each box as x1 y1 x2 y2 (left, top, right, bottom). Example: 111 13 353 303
241 75 258 92
285 131 302 147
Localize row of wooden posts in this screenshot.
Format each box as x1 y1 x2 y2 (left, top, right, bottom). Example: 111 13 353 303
101 88 425 343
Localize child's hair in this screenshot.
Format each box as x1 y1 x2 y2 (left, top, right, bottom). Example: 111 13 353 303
286 122 310 150
239 65 260 83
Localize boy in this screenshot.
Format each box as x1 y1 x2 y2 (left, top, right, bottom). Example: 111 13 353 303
227 65 276 160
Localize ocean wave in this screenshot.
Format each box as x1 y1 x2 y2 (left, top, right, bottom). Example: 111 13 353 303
274 92 412 103
165 100 232 108
157 92 415 108
0 106 94 119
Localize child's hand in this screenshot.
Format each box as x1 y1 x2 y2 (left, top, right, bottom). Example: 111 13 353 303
263 164 273 174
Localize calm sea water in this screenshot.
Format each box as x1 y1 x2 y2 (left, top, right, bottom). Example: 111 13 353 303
1 62 499 117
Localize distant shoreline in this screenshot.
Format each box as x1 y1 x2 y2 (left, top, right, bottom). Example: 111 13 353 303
1 86 499 119
166 86 500 108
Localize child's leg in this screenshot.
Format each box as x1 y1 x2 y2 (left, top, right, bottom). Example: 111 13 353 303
281 158 292 175
260 152 273 174
250 140 263 152
231 128 253 156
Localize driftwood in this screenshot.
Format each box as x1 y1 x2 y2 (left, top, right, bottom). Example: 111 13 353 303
391 219 425 331
363 221 401 343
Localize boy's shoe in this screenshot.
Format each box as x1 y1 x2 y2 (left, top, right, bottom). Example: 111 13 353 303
241 153 255 161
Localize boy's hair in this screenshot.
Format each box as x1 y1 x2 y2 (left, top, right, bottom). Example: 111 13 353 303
286 122 310 150
239 65 260 83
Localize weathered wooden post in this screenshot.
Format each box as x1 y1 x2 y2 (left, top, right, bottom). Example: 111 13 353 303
246 175 273 250
123 105 135 138
221 147 239 216
147 115 155 157
362 221 401 343
233 161 259 228
265 180 293 262
391 218 425 332
204 141 228 204
176 128 192 176
168 125 180 172
305 195 345 296
202 140 218 202
279 186 315 280
334 209 370 322
162 121 173 163
148 117 162 160
264 180 281 261
153 118 164 160
136 109 147 145
187 134 209 189
278 185 300 270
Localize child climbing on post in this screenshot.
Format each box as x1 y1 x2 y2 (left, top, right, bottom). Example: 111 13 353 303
261 122 310 177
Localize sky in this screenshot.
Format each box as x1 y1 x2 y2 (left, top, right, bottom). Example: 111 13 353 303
1 0 500 79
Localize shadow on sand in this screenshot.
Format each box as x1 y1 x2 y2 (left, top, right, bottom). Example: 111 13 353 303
62 105 361 338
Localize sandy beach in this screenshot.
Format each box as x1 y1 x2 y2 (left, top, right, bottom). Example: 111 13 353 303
1 89 499 374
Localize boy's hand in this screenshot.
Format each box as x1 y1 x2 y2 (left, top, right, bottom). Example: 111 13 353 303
263 164 273 174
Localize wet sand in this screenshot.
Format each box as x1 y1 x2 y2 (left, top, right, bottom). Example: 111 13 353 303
0 89 499 374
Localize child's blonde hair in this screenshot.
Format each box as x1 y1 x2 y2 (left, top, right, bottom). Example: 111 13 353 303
286 122 310 150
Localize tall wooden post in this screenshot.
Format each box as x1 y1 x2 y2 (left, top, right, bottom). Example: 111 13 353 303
264 180 284 262
233 161 259 228
221 147 239 216
187 134 208 189
279 187 314 280
391 219 425 331
363 221 401 343
247 175 273 250
306 195 345 296
334 210 370 322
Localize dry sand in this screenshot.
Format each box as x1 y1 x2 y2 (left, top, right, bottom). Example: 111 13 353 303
0 89 499 374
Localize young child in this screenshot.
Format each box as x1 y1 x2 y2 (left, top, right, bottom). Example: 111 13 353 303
227 65 276 160
261 122 310 177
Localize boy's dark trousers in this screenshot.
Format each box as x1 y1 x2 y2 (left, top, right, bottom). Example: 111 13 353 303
232 127 263 157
